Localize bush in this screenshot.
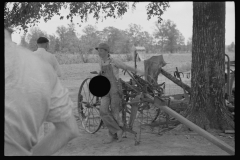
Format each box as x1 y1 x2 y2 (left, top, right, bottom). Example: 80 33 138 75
179 62 192 72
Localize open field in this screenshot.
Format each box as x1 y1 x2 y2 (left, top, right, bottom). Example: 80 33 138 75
54 53 234 155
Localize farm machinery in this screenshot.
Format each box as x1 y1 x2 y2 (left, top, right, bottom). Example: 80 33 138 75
77 55 192 144
225 54 235 114
76 54 234 154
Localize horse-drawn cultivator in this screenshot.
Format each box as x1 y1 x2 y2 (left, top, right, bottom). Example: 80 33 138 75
77 55 191 143
77 54 235 154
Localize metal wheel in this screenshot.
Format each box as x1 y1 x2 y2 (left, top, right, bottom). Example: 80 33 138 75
136 103 160 125
78 78 103 134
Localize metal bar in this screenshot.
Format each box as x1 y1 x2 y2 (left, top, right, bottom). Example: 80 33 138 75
154 96 235 155
134 51 137 72
229 71 235 102
125 70 145 91
120 79 140 93
225 54 230 101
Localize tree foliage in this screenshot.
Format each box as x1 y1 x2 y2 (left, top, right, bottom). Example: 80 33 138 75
26 27 47 51
79 24 101 55
20 34 28 48
226 42 235 52
153 19 185 53
4 2 65 32
4 2 170 33
19 21 190 55
48 34 58 54
186 37 192 53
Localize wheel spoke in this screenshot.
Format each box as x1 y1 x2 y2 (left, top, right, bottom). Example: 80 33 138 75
91 108 97 130
78 78 102 134
82 87 88 102
86 80 90 102
89 94 94 104
137 104 159 124
86 109 90 127
92 108 99 128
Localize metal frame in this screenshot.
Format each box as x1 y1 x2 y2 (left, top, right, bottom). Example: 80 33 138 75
77 54 234 154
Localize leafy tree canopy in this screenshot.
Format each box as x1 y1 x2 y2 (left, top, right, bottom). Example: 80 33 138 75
4 2 170 33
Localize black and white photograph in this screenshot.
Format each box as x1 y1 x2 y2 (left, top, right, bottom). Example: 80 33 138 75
5 2 235 156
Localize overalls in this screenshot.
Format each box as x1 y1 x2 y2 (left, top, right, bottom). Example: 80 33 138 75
100 59 123 136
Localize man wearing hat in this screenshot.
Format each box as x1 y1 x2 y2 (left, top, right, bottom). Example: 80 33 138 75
34 37 61 77
95 43 145 144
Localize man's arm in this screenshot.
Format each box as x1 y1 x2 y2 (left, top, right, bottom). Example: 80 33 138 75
32 75 79 155
32 112 79 155
113 58 145 76
52 55 62 77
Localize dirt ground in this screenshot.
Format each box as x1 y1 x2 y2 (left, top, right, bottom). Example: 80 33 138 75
54 126 234 155
53 56 235 156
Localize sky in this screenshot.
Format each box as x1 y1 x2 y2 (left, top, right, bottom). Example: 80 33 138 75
11 2 235 45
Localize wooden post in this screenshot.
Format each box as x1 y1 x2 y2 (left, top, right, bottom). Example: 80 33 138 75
154 96 235 155
134 50 137 72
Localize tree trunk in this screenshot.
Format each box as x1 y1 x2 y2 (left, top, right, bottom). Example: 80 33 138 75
185 2 234 130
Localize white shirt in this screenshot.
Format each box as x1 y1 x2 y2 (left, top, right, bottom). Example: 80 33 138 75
5 36 73 155
34 48 62 77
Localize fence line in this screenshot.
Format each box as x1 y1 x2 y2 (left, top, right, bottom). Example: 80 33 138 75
158 71 191 96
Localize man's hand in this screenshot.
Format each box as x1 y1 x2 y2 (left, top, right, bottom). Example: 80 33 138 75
32 112 79 155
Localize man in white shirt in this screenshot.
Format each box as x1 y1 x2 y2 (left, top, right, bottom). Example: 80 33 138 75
4 29 79 156
34 37 61 77
34 36 63 140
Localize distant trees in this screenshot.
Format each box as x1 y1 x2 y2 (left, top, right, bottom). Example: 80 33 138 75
101 26 130 54
56 25 69 52
48 34 58 53
20 34 28 48
226 42 235 52
26 27 47 51
153 19 186 53
19 20 196 55
79 24 101 55
186 37 192 53
77 25 101 62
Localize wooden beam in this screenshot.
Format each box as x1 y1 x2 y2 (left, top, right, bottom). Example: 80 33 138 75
154 96 235 155
159 68 191 94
